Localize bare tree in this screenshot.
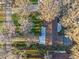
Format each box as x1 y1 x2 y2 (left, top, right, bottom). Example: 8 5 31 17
60 0 79 59
39 0 59 21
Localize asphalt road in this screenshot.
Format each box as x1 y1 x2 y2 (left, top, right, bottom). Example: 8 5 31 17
0 0 15 59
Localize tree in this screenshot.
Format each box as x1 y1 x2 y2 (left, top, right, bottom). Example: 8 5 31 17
60 0 79 59
39 0 59 21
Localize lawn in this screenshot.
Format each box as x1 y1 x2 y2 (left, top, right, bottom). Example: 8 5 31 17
24 50 40 54
29 12 43 35
0 24 5 33
12 44 46 58
0 15 5 25
28 44 47 55
12 41 27 50
11 37 28 50
0 15 5 33
12 13 21 33
0 42 4 48
28 58 41 59
12 13 21 26
0 16 5 21
24 50 44 59
29 0 38 4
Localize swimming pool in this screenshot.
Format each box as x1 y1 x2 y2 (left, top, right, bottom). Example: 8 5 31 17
39 26 46 44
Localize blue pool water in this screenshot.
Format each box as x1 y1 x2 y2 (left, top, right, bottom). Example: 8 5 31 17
39 26 46 44
63 36 72 46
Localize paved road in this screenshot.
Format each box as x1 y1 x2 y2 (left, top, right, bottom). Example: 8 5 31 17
0 0 15 59
5 0 15 38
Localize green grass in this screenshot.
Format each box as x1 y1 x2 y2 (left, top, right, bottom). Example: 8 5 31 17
12 14 21 26
0 25 5 33
29 0 38 4
0 16 5 25
24 49 45 58
0 42 4 48
12 44 47 58
28 58 41 59
25 50 40 54
15 26 21 33
12 37 28 50
12 41 27 50
29 12 43 36
30 0 38 2
12 14 21 33
28 44 47 55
